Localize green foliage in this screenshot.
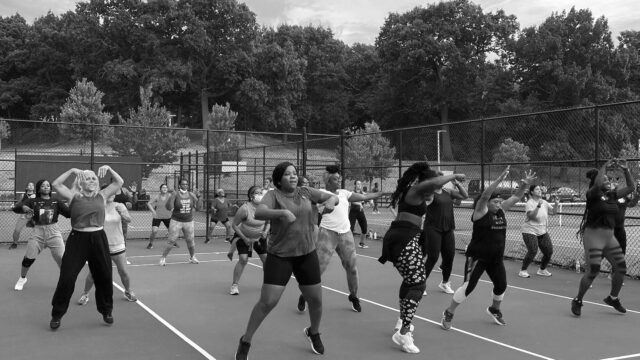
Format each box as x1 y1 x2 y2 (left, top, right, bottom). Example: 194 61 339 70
59 78 112 141
341 121 396 184
493 138 529 178
109 86 189 177
619 142 640 176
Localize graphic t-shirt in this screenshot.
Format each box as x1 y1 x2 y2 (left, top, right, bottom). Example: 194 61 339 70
167 191 198 222
466 209 507 262
23 198 68 225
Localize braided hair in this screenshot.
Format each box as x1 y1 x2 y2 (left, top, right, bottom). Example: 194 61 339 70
576 169 599 240
389 162 438 208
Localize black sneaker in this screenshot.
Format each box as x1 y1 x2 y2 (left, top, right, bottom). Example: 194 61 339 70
204 237 211 244
173 242 180 248
297 295 306 312
571 298 583 316
9 243 17 249
348 294 362 312
486 306 506 325
102 312 114 325
50 317 61 330
441 309 454 330
235 336 251 360
146 243 153 249
604 296 626 313
303 327 325 355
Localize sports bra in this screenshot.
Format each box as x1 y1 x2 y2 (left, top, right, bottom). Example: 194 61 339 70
397 189 428 217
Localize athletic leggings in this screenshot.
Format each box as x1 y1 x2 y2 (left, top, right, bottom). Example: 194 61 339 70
521 233 553 271
423 227 455 282
576 227 626 301
349 208 368 235
614 227 627 254
393 234 426 330
458 256 507 299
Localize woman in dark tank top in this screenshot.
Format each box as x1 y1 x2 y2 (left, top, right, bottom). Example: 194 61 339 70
379 162 465 354
49 165 124 330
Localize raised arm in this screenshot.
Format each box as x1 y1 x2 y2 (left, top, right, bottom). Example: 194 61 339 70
448 179 468 200
473 166 510 221
97 165 124 198
615 160 636 199
405 173 466 204
502 170 536 212
587 161 611 198
52 168 81 202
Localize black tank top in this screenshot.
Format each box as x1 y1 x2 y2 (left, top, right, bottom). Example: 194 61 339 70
586 189 618 229
466 209 506 262
425 191 455 231
397 189 428 217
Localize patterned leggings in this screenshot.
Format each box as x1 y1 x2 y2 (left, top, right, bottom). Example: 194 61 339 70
393 234 426 330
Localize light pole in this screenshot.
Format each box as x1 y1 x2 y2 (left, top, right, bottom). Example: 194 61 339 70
437 130 447 171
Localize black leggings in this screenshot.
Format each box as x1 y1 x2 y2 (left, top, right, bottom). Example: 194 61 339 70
423 227 455 282
461 257 507 298
521 233 553 271
615 227 627 254
51 230 113 319
349 208 367 234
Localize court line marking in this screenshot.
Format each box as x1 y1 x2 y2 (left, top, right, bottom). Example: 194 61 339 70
356 253 640 315
245 262 554 360
601 353 640 360
126 259 229 267
111 282 216 360
127 251 227 259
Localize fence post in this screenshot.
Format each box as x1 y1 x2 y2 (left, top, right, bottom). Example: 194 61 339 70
480 119 486 193
302 126 308 177
90 122 95 171
180 152 184 182
205 131 210 238
594 106 600 168
262 146 266 182
195 150 199 191
340 130 346 189
236 149 240 202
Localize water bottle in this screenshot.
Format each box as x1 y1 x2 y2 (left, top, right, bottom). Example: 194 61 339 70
575 259 581 273
373 232 378 240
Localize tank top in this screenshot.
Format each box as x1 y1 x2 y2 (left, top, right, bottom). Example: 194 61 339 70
397 189 428 217
350 190 364 211
70 193 105 229
466 209 507 262
237 202 266 240
424 190 455 231
585 189 618 229
104 202 125 253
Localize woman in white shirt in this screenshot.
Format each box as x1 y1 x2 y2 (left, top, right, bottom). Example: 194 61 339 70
519 184 558 278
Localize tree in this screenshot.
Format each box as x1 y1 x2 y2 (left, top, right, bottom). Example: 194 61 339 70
341 121 396 186
493 138 529 179
619 142 640 178
0 120 10 150
109 86 189 177
205 102 242 178
58 78 112 141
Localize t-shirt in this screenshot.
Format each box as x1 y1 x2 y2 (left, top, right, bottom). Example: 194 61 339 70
319 189 352 234
149 194 172 219
521 199 552 236
104 202 127 254
167 191 198 222
70 193 105 229
585 189 618 229
212 198 231 221
236 202 266 241
466 209 507 262
23 198 68 226
261 186 325 257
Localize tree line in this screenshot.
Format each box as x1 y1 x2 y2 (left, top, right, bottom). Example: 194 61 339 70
1 0 639 160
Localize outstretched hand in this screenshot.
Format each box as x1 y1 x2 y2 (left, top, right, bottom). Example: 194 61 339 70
618 159 628 170
521 169 537 185
497 166 510 181
97 165 111 178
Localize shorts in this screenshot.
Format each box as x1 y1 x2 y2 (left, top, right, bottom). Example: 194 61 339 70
236 235 268 257
263 250 321 286
152 218 171 228
167 220 195 243
25 224 65 260
211 218 229 224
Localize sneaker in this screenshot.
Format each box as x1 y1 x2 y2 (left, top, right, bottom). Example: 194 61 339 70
303 327 325 355
603 296 626 313
8 243 17 249
227 252 233 261
537 269 552 277
297 295 306 312
146 243 153 249
50 317 61 330
571 298 583 316
435 264 443 272
14 277 27 291
225 238 232 244
204 237 211 244
392 329 420 353
230 284 239 295
126 259 131 265
393 318 414 333
441 309 454 330
486 306 506 325
124 291 138 302
358 243 369 249
423 290 428 296
159 257 166 266
438 281 455 294
348 294 362 312
102 312 114 325
189 256 199 264
235 336 251 360
518 270 531 278
77 293 90 305
173 242 180 248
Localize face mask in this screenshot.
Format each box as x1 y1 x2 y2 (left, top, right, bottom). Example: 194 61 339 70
253 194 263 203
179 189 188 194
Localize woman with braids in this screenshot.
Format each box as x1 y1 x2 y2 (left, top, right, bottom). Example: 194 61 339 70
13 179 70 291
441 166 536 331
379 162 465 354
49 166 124 330
235 162 339 360
571 159 635 316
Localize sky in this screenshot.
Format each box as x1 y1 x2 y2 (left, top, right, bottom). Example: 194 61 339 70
0 0 638 45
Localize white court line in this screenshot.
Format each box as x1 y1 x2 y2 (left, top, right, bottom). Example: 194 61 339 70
111 282 216 360
127 252 227 259
126 259 229 267
245 262 554 360
601 353 640 360
356 253 640 315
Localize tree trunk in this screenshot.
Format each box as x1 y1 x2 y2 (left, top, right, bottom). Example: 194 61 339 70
439 102 454 161
201 88 209 130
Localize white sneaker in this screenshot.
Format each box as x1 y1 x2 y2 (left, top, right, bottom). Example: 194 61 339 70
438 281 455 294
393 318 415 333
159 257 166 266
536 269 552 277
126 258 131 265
392 330 420 353
518 270 530 278
422 290 427 296
189 256 199 264
14 277 27 291
230 284 239 295
77 293 89 305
